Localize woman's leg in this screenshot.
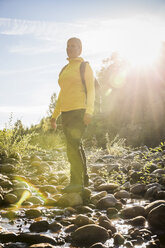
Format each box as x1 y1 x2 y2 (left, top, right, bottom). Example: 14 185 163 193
62 109 87 187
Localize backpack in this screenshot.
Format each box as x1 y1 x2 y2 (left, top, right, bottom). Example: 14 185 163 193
59 61 101 114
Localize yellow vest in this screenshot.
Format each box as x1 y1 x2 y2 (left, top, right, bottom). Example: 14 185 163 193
52 57 95 119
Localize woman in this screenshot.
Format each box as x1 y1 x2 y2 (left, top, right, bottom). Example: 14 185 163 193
51 37 95 193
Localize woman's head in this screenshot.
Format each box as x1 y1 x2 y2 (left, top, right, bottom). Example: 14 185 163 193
67 37 82 58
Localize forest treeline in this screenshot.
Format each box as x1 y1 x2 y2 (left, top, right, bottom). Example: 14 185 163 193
4 42 165 150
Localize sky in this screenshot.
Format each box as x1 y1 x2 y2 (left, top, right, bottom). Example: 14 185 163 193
0 0 165 129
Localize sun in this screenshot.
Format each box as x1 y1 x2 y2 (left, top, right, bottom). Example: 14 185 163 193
118 36 161 68
113 20 162 67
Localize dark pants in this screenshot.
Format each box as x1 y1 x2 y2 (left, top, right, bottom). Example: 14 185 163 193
61 109 88 185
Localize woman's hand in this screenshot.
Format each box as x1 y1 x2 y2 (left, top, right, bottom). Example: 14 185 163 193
51 118 57 130
83 113 92 126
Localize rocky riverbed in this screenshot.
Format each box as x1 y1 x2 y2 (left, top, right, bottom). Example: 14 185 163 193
0 145 165 248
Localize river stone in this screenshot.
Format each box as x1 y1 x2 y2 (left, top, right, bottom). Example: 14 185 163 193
114 233 125 245
96 195 118 209
0 163 15 173
72 224 109 245
25 209 42 218
120 205 145 219
0 178 13 188
96 183 119 192
40 185 57 194
29 220 49 232
4 193 18 204
127 216 146 226
31 161 41 167
144 200 165 216
89 242 107 248
130 184 146 195
49 221 62 232
114 190 130 199
144 186 160 200
151 169 165 175
57 192 83 207
28 196 44 205
74 214 91 226
156 190 165 200
17 233 57 245
91 191 107 204
107 207 118 218
147 204 165 231
29 244 55 248
30 155 42 163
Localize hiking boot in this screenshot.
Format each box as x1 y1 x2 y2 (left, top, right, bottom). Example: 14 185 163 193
62 184 84 193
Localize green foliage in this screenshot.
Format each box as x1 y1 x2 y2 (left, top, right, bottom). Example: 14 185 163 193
106 133 128 156
30 130 65 150
0 116 36 160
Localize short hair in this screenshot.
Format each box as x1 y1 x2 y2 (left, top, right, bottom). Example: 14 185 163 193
67 37 82 50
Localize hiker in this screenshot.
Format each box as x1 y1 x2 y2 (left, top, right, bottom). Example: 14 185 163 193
51 37 95 193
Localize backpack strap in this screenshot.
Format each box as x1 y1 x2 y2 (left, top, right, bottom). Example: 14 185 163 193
80 61 88 97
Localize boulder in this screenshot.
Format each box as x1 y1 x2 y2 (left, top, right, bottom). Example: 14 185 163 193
114 190 130 199
96 195 117 209
147 204 165 231
144 200 165 216
25 209 42 218
120 206 145 219
130 184 146 195
72 224 109 245
96 183 119 192
29 221 49 233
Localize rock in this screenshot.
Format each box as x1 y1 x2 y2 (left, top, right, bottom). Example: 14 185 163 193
31 161 41 167
127 216 146 226
57 193 83 207
28 196 44 205
4 193 18 204
114 233 125 245
96 183 119 192
72 224 109 245
64 224 78 233
17 233 57 245
120 206 145 219
40 185 57 194
90 164 105 173
96 195 118 209
76 205 93 214
156 190 165 200
89 242 107 248
25 209 42 218
0 163 15 174
152 169 165 175
121 182 131 190
106 207 118 218
0 178 13 188
130 184 146 195
147 204 165 231
144 186 160 200
91 191 107 204
30 155 42 163
29 221 49 232
49 221 62 232
29 244 55 248
99 215 116 233
74 214 91 226
114 190 130 199
145 200 165 215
